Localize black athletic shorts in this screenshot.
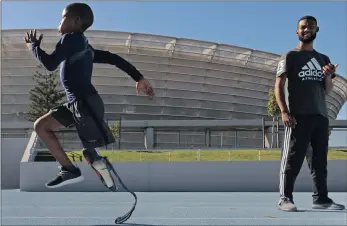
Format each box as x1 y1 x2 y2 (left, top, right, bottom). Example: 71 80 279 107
50 94 115 149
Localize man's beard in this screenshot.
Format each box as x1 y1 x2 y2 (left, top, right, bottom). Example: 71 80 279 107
299 32 317 44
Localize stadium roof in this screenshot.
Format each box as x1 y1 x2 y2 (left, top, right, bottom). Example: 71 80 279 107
0 29 301 74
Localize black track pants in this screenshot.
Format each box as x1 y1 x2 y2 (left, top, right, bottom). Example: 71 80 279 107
279 114 329 202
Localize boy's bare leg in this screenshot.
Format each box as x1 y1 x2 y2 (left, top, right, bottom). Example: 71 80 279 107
34 110 84 188
34 111 75 171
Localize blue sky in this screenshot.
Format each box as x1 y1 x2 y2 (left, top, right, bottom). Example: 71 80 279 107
2 1 347 145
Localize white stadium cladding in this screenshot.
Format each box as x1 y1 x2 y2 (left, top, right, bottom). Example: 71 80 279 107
2 29 347 149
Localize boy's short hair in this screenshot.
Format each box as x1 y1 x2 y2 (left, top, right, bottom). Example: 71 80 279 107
66 3 94 32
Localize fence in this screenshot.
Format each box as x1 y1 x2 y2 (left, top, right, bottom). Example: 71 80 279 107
11 119 347 163
28 118 347 151
153 130 264 149
32 128 265 151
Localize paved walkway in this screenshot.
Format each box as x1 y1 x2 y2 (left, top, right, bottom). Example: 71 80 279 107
2 190 346 225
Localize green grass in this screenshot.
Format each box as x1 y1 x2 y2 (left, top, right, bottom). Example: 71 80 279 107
63 149 347 162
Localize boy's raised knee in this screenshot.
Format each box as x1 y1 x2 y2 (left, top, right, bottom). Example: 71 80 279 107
34 117 50 134
33 113 62 134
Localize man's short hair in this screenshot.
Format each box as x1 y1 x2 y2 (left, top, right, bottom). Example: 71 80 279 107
66 3 94 32
298 15 317 25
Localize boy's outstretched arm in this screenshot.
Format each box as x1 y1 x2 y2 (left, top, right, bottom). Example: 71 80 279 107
25 30 76 71
90 46 143 81
90 46 155 98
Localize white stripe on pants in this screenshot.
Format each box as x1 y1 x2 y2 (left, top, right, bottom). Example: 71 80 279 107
279 126 292 198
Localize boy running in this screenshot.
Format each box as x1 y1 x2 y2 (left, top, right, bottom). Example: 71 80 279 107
24 3 155 188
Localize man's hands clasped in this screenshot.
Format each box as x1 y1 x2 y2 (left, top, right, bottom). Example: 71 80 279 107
24 29 43 49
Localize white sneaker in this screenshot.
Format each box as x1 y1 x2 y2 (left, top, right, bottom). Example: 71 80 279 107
278 198 297 212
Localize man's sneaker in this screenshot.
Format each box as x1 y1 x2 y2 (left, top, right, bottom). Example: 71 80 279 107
312 197 345 210
91 157 117 190
45 166 84 188
278 198 297 212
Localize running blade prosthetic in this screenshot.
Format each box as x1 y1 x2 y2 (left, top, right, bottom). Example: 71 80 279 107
104 157 138 224
83 153 137 224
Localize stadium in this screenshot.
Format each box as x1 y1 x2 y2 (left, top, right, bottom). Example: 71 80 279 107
2 29 347 149
2 29 347 225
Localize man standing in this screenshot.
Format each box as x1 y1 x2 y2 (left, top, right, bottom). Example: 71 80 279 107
274 15 345 212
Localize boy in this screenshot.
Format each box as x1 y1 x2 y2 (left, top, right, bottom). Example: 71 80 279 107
24 3 155 189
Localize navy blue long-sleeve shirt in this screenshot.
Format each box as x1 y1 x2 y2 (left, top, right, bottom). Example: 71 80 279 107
30 32 144 103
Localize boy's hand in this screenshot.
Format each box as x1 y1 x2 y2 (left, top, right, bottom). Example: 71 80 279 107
24 29 43 49
136 78 155 99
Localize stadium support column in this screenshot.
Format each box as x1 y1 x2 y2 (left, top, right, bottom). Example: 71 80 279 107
144 127 154 150
205 129 211 147
262 118 265 149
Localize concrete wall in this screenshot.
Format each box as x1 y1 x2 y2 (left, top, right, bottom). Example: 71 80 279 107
20 160 347 192
1 138 30 189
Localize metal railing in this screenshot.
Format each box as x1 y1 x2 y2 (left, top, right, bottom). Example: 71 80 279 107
16 118 347 162
26 119 347 151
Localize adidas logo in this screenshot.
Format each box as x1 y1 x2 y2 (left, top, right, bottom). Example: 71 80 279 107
298 58 324 80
